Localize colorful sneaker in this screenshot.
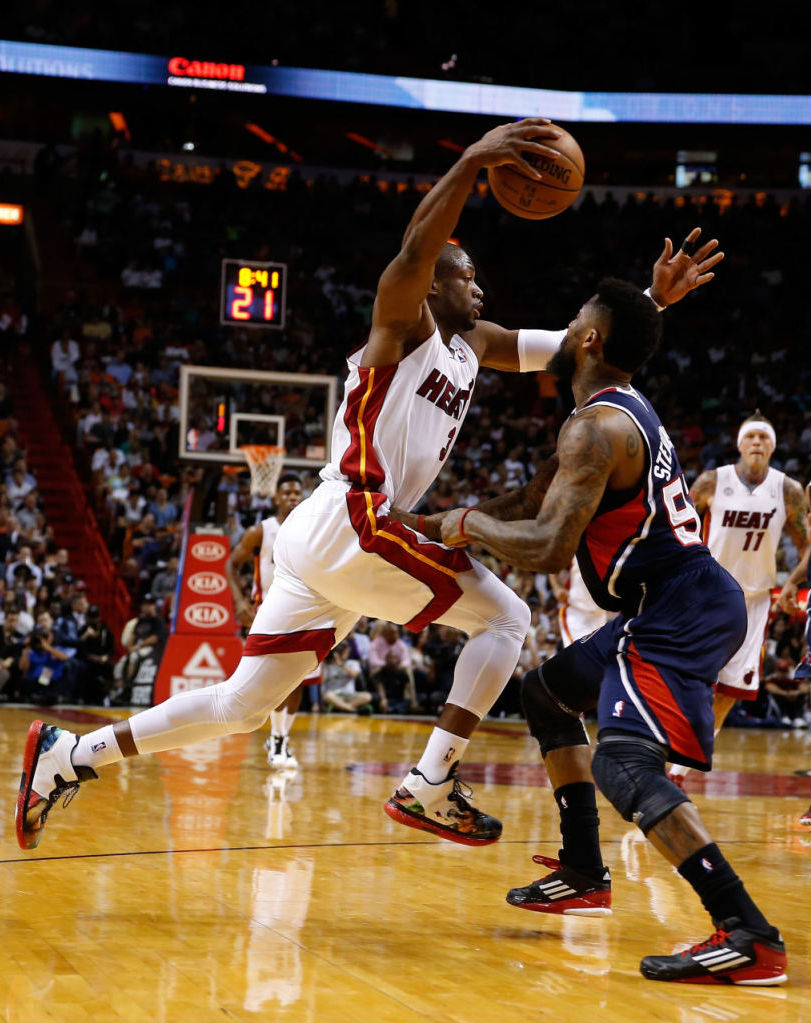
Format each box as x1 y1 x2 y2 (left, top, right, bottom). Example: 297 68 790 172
506 855 612 916
384 761 501 846
15 720 97 851
640 918 787 985
271 736 299 770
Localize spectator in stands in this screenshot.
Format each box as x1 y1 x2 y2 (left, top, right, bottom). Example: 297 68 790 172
53 599 81 653
0 607 25 701
18 623 79 704
16 490 45 539
367 623 413 686
6 460 37 509
372 650 420 715
321 641 373 713
78 604 116 703
105 350 133 388
6 544 42 588
50 328 81 384
147 488 178 529
151 556 179 612
764 658 810 727
110 594 166 704
2 593 33 635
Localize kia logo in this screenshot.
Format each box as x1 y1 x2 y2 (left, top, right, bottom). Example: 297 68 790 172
191 540 227 561
184 602 229 628
188 572 226 595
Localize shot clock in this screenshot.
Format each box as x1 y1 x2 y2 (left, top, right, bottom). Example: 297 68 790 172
220 258 287 328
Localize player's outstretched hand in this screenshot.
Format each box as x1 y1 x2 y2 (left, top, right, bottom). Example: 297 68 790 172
776 580 801 615
650 227 724 308
466 119 562 180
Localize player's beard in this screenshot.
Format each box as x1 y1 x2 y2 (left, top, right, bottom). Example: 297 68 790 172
547 342 577 381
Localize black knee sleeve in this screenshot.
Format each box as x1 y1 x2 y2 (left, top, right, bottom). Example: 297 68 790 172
591 736 689 834
521 665 589 757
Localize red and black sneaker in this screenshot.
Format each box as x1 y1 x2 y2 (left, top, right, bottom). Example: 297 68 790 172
506 855 612 916
640 918 787 985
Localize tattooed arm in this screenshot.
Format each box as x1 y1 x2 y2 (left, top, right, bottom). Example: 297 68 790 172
777 479 810 613
441 407 641 572
688 469 717 517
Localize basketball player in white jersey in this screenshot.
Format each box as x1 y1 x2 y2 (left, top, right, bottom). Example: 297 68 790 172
551 557 615 647
668 414 808 786
226 473 311 769
16 118 720 852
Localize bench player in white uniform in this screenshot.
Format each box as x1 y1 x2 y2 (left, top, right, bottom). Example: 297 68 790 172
226 473 314 770
552 557 615 647
668 415 808 786
16 118 719 852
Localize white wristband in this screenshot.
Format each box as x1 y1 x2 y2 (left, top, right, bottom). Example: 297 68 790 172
643 286 666 312
517 328 566 372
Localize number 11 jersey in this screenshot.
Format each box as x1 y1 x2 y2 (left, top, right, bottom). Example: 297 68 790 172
705 464 786 597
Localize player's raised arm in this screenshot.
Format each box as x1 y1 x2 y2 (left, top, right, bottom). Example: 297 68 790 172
469 228 722 374
363 119 562 368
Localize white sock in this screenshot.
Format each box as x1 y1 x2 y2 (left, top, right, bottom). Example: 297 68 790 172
73 726 124 771
270 710 284 736
416 727 469 783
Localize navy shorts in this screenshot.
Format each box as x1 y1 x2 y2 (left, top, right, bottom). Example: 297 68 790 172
574 557 746 770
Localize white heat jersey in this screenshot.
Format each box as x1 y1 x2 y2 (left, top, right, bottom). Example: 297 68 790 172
256 516 281 599
320 326 478 509
705 464 786 597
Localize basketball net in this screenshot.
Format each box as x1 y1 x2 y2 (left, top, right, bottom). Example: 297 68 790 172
240 445 286 498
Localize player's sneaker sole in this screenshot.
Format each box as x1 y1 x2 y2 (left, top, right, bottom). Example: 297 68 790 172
16 720 51 850
384 797 502 846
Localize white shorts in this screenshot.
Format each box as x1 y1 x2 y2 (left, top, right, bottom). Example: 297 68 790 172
245 481 522 667
717 590 772 699
559 603 615 648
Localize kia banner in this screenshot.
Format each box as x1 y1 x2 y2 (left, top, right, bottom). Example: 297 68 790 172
153 530 243 704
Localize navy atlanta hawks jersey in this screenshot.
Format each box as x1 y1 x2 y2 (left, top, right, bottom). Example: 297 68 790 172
320 326 477 510
575 385 711 612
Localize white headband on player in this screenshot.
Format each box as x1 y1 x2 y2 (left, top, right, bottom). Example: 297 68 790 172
737 420 776 447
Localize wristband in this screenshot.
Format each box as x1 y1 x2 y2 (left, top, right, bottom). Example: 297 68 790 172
517 328 566 372
643 286 666 312
458 508 472 541
417 514 426 534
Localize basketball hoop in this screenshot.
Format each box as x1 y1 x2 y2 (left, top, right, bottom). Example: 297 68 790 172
241 445 286 498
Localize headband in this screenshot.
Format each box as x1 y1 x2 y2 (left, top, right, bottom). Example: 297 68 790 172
737 420 776 447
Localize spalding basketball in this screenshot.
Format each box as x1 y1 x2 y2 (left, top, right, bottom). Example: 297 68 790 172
487 125 585 220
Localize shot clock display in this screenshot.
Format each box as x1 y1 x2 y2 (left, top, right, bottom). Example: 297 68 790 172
220 258 287 328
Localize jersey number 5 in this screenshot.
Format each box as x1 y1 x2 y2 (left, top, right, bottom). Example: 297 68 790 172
662 476 702 546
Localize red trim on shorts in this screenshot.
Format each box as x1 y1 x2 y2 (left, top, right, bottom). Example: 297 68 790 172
339 364 397 489
244 628 336 663
716 680 758 701
345 487 471 632
583 490 649 581
626 640 708 765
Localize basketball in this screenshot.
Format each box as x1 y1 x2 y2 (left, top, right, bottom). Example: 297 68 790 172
487 125 585 220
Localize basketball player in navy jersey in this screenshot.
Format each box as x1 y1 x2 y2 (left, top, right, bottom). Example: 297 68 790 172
440 279 787 984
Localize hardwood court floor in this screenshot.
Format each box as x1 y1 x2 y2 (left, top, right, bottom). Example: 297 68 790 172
1 706 810 1023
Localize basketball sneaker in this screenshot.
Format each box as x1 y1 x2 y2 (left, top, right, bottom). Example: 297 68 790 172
797 805 811 828
666 771 686 790
506 855 612 916
640 918 787 985
268 735 299 770
16 720 97 851
384 762 502 845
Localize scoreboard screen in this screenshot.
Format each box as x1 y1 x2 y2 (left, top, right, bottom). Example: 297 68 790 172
220 258 287 329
